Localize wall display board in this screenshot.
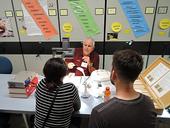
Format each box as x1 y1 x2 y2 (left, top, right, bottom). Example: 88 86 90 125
152 0 170 41
106 0 156 42
0 0 19 42
58 0 105 42
13 0 60 42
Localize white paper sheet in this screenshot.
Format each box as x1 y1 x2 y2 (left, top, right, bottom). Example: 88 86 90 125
144 63 169 86
152 71 170 97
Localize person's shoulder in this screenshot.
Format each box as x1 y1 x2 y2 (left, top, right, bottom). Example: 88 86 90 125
93 99 115 113
62 83 78 93
36 78 47 92
38 78 46 86
141 93 152 101
140 93 155 105
63 82 76 88
92 50 99 56
74 48 83 57
91 103 112 118
75 48 82 52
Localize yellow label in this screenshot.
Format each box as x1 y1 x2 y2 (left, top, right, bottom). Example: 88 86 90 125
5 11 13 17
123 29 131 34
48 9 56 16
16 10 23 17
64 33 71 38
159 19 170 30
19 27 27 35
60 9 68 16
158 31 166 36
63 23 73 33
111 22 122 32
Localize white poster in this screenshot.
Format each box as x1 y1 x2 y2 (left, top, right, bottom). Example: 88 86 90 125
152 71 170 97
144 63 169 86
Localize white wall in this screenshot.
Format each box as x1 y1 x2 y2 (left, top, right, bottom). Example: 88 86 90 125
24 55 52 75
1 54 168 75
103 55 164 72
0 55 25 74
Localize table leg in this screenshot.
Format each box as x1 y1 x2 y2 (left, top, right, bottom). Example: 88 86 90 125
22 114 29 128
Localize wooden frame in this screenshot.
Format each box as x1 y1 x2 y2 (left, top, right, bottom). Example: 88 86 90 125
139 57 170 109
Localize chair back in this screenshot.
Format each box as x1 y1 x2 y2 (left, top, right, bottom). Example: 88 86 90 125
0 56 13 74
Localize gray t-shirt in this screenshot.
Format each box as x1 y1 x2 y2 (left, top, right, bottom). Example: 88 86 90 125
89 93 157 128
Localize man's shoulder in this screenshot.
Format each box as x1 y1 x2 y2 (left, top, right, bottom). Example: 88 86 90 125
91 50 99 58
93 98 116 113
140 93 155 106
75 48 83 52
74 48 83 57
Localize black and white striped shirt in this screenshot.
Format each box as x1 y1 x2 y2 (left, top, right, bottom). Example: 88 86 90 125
34 78 81 128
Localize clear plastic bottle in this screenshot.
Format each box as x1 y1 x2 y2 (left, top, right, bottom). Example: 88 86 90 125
97 82 103 98
104 86 111 102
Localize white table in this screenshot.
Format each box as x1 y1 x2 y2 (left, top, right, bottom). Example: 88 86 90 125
0 74 104 128
0 74 103 128
0 74 36 128
0 74 170 128
0 74 104 115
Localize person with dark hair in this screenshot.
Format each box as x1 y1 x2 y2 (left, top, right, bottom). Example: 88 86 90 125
89 49 157 128
67 37 99 76
34 58 81 128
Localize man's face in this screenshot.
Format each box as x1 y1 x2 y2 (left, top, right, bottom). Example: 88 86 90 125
83 39 94 56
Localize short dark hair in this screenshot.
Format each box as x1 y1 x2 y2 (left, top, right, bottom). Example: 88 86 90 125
112 49 143 83
43 58 68 91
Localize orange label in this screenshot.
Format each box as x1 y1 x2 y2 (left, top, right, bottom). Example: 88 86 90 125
22 0 57 39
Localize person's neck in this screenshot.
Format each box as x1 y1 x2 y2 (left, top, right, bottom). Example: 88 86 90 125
115 82 140 100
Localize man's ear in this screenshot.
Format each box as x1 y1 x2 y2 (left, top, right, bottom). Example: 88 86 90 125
111 70 116 81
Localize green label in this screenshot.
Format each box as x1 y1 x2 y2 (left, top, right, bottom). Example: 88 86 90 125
68 0 100 36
